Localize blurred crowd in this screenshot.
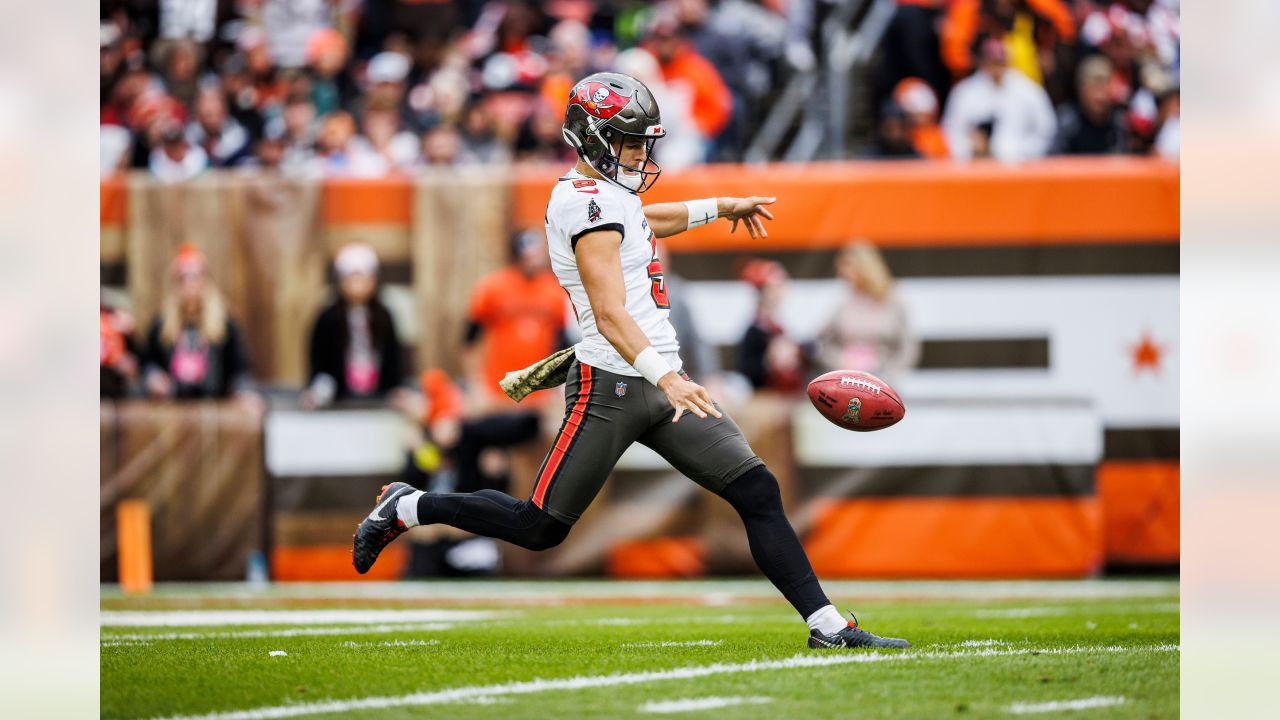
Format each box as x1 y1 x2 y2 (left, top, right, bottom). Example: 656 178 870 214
100 0 789 180
872 0 1179 160
100 0 1179 180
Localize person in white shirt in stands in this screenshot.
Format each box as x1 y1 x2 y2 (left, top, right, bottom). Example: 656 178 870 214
942 38 1056 162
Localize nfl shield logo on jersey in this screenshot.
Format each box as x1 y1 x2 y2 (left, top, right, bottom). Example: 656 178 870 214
615 381 627 397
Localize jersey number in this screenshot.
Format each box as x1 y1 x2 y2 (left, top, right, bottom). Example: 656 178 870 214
646 232 669 309
648 258 669 309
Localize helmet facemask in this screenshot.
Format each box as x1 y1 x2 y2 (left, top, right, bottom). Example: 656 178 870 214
591 125 662 194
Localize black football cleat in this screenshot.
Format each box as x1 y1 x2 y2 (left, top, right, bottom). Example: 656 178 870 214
352 482 417 574
808 614 911 650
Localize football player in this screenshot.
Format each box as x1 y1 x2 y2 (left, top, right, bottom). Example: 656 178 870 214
354 73 910 650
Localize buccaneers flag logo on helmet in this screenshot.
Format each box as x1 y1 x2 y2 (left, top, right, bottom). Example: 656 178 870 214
572 82 628 119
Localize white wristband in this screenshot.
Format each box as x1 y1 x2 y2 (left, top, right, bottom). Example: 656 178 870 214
684 198 719 230
632 346 674 387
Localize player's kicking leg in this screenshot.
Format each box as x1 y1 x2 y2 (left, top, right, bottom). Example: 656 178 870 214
637 380 911 650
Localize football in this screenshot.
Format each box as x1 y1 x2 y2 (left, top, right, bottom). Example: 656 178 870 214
806 370 905 432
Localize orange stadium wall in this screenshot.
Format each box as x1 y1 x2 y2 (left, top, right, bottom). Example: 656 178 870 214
100 159 1179 579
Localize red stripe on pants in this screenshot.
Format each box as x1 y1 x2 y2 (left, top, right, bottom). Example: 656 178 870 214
532 364 592 508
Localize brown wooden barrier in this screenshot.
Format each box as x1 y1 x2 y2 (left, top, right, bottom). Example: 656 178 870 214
100 401 265 581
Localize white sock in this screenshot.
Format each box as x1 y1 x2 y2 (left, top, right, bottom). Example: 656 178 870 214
396 491 425 528
805 604 849 636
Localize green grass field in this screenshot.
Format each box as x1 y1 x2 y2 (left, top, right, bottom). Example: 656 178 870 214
101 579 1178 719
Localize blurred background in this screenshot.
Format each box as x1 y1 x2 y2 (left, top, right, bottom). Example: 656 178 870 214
98 0 1179 585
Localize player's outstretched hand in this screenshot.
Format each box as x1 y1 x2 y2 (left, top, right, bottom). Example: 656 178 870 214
657 373 722 423
719 196 777 239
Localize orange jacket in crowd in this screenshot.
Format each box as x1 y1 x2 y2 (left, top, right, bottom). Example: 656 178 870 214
653 43 733 140
941 0 1076 80
467 266 568 406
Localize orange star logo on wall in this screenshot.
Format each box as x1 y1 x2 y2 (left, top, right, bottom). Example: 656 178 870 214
1130 331 1164 375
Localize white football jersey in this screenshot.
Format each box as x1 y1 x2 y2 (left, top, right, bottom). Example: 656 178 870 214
544 168 681 376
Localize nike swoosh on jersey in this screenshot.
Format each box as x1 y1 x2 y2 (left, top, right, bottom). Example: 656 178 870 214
576 188 599 194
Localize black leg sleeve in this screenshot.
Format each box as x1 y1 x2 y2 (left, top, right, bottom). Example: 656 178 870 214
719 465 831 619
417 489 571 551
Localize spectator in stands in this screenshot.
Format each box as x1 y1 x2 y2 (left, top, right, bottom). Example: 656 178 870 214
274 94 319 171
150 121 209 182
351 104 421 173
514 101 579 164
940 0 1076 93
258 0 337 70
459 100 509 164
305 28 354 117
353 51 420 133
872 78 948 159
876 1 952 121
613 47 705 171
421 123 474 167
942 38 1056 161
643 9 733 159
1153 83 1178 159
302 244 405 409
241 27 289 120
216 54 268 141
895 78 949 158
1053 55 1129 155
872 101 917 158
143 244 255 400
155 38 202 111
815 242 918 383
312 110 363 175
102 124 132 177
242 121 287 172
101 301 140 399
101 22 128 110
737 259 809 393
187 88 252 168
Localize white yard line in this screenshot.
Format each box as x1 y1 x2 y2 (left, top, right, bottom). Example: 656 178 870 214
640 696 772 713
157 645 1179 720
100 609 502 627
960 639 1009 648
621 640 723 648
102 622 457 643
1008 696 1127 714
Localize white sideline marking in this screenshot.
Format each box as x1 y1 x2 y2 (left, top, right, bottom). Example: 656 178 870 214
622 640 723 648
1008 696 1127 714
157 645 1179 720
640 696 772 714
100 609 500 627
960 639 1009 648
102 622 456 643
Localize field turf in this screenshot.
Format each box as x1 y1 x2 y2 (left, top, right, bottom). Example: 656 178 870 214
101 579 1178 719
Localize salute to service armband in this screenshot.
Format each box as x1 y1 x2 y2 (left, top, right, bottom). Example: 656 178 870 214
632 346 674 387
684 198 719 230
